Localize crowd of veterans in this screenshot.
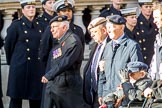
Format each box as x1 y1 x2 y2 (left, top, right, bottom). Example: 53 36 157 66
0 0 162 108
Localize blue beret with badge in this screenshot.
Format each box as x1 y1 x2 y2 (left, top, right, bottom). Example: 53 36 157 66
19 0 36 7
49 15 68 25
53 0 75 12
127 61 148 73
106 15 126 25
120 7 137 17
138 0 153 6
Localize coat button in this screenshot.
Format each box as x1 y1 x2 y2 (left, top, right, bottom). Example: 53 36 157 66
137 32 139 35
45 18 47 21
143 47 146 51
141 30 144 33
143 39 145 42
24 31 27 34
139 40 142 43
38 57 40 60
27 57 31 60
140 22 143 25
144 56 147 59
26 39 29 42
27 48 30 51
39 30 42 33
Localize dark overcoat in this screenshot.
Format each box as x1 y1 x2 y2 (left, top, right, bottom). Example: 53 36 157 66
4 16 44 100
43 29 85 108
99 5 122 18
39 22 85 69
134 13 158 66
37 11 56 29
98 35 143 98
83 38 110 105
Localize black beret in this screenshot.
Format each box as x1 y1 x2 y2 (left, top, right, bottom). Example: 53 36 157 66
49 15 68 25
107 15 126 25
127 61 148 73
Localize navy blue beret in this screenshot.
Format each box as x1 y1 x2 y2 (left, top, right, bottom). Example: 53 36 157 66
49 15 68 25
107 15 126 25
127 61 148 73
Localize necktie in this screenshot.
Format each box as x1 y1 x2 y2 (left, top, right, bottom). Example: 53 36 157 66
91 44 102 91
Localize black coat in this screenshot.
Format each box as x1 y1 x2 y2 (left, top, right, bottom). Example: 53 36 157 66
134 13 158 66
37 11 56 29
4 16 44 100
39 22 85 71
43 29 85 108
99 5 122 18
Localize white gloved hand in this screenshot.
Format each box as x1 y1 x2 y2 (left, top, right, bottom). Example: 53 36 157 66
129 78 136 84
144 87 153 98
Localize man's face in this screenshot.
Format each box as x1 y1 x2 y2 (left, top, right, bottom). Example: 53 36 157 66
141 5 153 17
43 0 55 12
129 71 145 81
50 22 66 39
22 5 36 17
111 0 123 5
89 26 107 43
125 15 137 28
106 22 124 40
57 8 73 21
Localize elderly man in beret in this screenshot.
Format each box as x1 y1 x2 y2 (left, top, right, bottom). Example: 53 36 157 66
39 0 85 68
83 17 110 108
41 15 86 108
97 15 143 107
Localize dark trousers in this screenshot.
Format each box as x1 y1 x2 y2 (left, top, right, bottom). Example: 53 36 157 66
9 98 41 108
0 98 3 108
91 90 100 108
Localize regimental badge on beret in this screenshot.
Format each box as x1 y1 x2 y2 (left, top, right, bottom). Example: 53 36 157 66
64 0 68 6
58 17 63 21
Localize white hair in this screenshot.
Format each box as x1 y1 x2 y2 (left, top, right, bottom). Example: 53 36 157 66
60 20 70 30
